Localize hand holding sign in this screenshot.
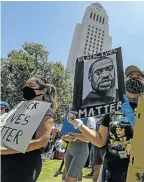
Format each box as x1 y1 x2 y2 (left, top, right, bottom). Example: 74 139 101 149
122 94 136 126
0 101 50 153
67 111 83 129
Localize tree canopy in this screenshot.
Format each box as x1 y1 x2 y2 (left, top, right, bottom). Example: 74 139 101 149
1 42 72 123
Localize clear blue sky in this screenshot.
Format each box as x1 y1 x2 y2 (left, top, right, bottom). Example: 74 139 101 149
1 1 144 69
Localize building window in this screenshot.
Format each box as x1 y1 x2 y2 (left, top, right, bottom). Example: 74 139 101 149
100 45 102 47
92 50 94 52
98 36 100 38
99 33 101 35
99 29 101 31
101 38 103 40
86 39 88 42
87 32 89 35
93 42 95 45
97 43 99 46
95 31 97 34
90 41 92 43
102 34 104 37
93 46 95 48
97 47 98 50
84 51 86 54
96 27 98 30
103 30 104 33
95 35 96 37
88 28 90 31
89 45 91 47
100 48 102 51
96 51 98 54
92 30 94 33
91 33 93 36
85 47 87 50
92 26 94 29
101 41 103 44
102 17 105 24
87 36 89 38
93 13 96 20
88 48 90 51
88 52 90 55
90 37 92 40
85 43 87 46
94 38 96 41
96 15 99 21
99 16 102 23
90 12 93 19
97 40 99 42
89 25 91 27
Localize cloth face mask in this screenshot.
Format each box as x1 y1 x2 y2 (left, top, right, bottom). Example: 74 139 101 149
126 77 144 94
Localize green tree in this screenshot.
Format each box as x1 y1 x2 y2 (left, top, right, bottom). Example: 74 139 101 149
1 42 72 123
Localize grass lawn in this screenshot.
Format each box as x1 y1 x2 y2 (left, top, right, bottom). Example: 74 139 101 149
38 160 92 182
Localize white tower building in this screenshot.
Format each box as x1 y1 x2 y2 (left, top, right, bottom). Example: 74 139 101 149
66 2 112 83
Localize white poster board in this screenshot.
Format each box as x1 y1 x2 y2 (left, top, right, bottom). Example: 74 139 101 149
0 100 51 153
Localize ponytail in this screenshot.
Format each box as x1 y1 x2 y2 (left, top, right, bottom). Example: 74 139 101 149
46 84 58 113
34 76 58 113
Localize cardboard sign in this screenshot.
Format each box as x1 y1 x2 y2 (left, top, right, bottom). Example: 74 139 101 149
127 97 144 182
73 48 125 118
0 100 51 153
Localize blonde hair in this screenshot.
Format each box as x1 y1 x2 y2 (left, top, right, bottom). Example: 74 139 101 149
45 83 58 113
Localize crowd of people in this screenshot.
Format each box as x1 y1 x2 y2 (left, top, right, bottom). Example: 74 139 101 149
0 65 144 182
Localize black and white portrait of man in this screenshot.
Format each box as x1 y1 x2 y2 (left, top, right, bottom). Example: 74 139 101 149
82 55 119 107
72 48 124 117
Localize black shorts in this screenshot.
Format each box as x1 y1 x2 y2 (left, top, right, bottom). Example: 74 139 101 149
93 146 106 165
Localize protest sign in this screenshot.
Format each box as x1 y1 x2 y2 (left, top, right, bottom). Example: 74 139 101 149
61 111 88 136
0 100 51 153
73 47 125 118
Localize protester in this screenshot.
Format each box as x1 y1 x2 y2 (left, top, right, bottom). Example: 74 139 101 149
67 65 144 182
90 117 106 182
0 101 9 117
62 115 96 182
84 142 92 169
0 76 58 182
84 117 106 181
54 140 68 177
55 133 65 158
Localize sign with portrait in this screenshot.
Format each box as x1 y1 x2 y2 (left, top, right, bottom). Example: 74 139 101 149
72 47 125 118
0 101 50 153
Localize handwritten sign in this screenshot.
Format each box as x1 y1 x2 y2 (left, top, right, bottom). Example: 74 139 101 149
0 101 50 153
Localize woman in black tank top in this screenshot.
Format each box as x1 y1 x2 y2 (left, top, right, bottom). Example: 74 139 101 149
1 76 58 182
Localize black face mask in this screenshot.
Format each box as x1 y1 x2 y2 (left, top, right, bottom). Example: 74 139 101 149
22 86 42 100
126 77 144 94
